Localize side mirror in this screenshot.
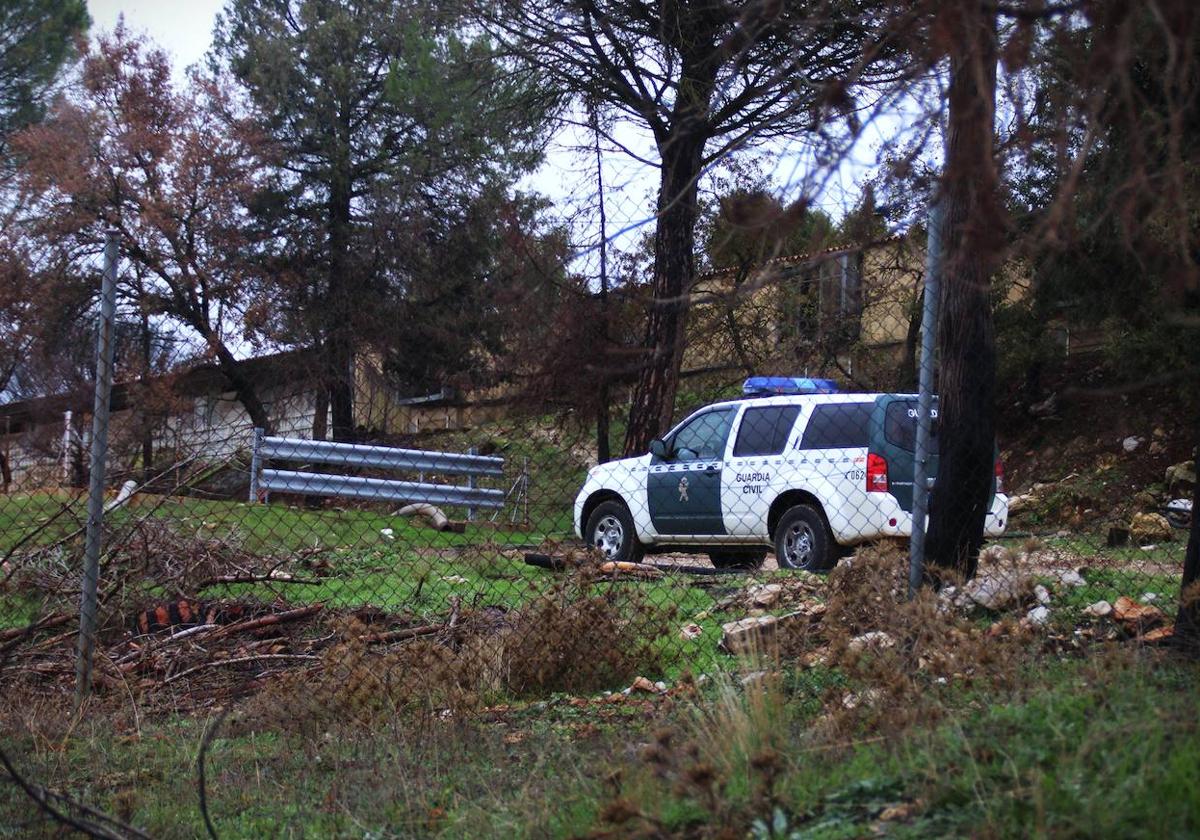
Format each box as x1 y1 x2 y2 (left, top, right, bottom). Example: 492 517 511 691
649 439 669 459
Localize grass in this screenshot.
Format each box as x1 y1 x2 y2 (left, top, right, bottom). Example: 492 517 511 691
2 479 1196 838
2 650 1196 838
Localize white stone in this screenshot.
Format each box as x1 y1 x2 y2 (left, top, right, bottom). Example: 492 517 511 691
1026 606 1051 626
1141 592 1160 603
963 574 1029 610
848 631 898 653
749 583 784 608
1055 569 1087 587
1034 584 1051 606
1123 436 1143 452
1084 600 1113 618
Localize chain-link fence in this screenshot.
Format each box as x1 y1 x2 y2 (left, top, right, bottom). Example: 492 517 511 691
1 247 1195 833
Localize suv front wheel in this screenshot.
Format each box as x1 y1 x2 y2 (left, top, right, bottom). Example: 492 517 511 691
774 505 835 571
585 500 644 564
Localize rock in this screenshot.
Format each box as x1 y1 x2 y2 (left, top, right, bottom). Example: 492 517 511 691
878 802 921 822
1149 440 1166 456
842 689 883 710
847 631 897 654
1131 491 1158 512
654 681 667 692
1034 584 1051 606
1112 596 1166 630
1153 427 1167 439
1084 600 1113 618
1122 436 1143 453
1139 626 1175 644
749 583 784 608
961 574 1031 611
679 623 703 641
1054 569 1087 588
1007 493 1037 514
1165 460 1196 497
1025 606 1051 626
739 670 770 687
1141 592 1160 603
628 676 660 694
380 527 395 540
1130 512 1173 544
720 615 779 655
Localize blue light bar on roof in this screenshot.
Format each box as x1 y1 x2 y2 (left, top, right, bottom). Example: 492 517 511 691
743 376 839 397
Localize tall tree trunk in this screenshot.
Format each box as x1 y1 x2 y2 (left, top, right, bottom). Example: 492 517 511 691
312 382 329 441
901 285 924 391
326 116 356 443
925 3 1003 581
622 130 708 455
1173 420 1200 651
198 327 273 435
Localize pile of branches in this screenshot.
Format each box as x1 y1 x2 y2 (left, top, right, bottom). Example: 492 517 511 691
0 598 474 715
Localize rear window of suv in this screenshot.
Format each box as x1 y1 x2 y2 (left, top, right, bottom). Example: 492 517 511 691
799 403 873 449
733 405 801 456
884 400 939 451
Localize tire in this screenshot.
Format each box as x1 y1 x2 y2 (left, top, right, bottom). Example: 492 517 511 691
709 551 767 571
773 504 835 571
585 500 644 564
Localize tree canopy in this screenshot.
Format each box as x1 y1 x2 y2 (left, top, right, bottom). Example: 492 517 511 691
0 0 89 159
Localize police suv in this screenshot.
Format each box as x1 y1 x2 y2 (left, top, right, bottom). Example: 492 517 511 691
574 377 1008 571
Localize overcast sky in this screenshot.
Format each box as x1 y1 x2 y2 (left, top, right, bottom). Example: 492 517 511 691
86 0 224 71
82 0 879 262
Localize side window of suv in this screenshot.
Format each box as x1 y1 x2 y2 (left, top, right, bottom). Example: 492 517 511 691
799 403 873 449
733 406 801 456
668 409 736 461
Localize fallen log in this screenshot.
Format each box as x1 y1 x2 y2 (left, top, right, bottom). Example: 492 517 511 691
524 553 743 578
598 560 663 579
207 604 324 640
0 612 73 644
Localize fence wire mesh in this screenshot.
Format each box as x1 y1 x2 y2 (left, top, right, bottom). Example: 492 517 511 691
0 279 1194 832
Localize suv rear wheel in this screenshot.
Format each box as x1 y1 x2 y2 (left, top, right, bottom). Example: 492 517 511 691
774 505 835 571
585 500 643 564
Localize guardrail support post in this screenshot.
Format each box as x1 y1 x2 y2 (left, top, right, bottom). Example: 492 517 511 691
466 446 478 522
249 427 264 503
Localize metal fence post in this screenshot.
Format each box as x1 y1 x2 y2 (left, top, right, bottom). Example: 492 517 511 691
249 427 264 503
909 201 943 599
75 231 119 705
466 446 478 522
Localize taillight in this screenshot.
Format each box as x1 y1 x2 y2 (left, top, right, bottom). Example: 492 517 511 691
866 452 889 492
994 457 1005 494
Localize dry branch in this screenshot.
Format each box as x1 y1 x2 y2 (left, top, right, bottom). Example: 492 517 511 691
359 623 442 645
206 604 324 640
164 653 320 685
0 612 73 644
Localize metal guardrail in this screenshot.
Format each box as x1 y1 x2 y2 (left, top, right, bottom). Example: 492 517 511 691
249 429 505 510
